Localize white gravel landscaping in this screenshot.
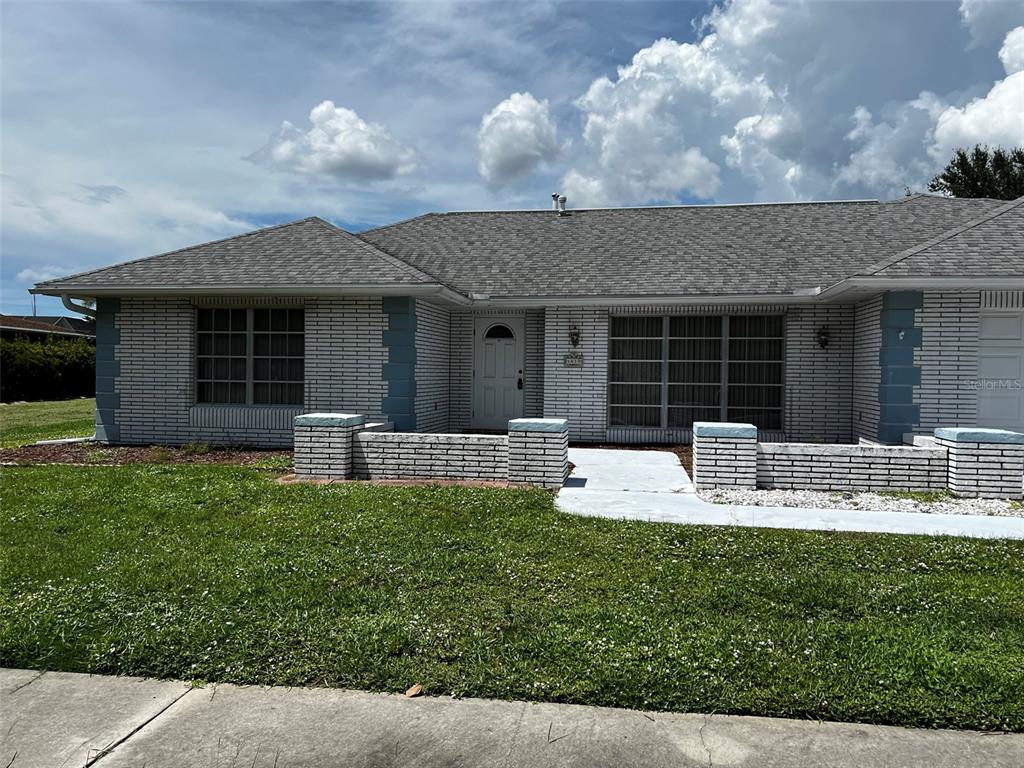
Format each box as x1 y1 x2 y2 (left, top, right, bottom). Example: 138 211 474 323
699 488 1024 517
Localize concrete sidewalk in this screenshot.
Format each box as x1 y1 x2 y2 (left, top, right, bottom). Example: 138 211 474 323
2 669 1022 768
557 448 1024 539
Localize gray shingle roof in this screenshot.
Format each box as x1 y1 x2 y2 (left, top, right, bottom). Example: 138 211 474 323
34 217 440 292
868 197 1024 278
359 195 1007 298
34 195 1019 299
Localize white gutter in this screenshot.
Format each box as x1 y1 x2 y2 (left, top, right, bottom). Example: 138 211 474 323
61 294 97 318
817 276 1024 300
473 292 822 308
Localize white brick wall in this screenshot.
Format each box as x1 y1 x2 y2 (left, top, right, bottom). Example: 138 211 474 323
415 299 451 432
294 422 362 479
692 435 757 489
116 297 193 444
354 432 509 480
543 307 609 442
112 296 388 448
784 305 855 442
305 297 388 416
852 295 883 442
508 428 568 489
757 443 946 492
915 291 980 434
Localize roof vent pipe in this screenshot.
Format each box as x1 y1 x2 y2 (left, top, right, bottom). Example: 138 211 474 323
551 193 560 210
558 195 567 215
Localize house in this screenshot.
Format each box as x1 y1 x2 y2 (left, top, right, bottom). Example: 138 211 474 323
7 315 97 336
30 194 1024 448
0 314 96 342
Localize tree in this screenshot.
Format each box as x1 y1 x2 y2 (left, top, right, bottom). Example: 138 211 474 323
928 145 1024 200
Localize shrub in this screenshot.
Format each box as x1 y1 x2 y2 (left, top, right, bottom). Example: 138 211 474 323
0 337 96 402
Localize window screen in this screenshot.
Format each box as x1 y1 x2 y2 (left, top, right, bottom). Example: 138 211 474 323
609 316 663 428
608 314 783 431
196 307 304 406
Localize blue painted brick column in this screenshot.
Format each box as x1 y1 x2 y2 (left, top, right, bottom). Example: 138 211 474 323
381 297 417 431
876 290 922 444
94 297 121 443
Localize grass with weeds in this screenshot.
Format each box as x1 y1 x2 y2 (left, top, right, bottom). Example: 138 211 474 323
181 441 211 456
250 454 293 471
0 398 95 448
2 464 1023 731
878 489 956 503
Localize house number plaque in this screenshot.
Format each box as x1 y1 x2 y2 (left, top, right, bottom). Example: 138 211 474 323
563 351 584 368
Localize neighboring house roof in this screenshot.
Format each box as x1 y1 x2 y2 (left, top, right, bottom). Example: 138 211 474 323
7 315 95 334
31 195 1021 303
360 195 1007 298
864 197 1024 278
31 217 450 296
0 315 95 338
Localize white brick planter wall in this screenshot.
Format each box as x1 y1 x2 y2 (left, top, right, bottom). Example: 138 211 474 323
692 421 1024 499
354 433 508 481
935 428 1024 500
293 415 569 489
757 443 946 492
508 419 570 489
692 423 757 489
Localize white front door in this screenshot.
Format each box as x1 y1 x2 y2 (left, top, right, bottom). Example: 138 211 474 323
473 317 525 429
977 310 1024 431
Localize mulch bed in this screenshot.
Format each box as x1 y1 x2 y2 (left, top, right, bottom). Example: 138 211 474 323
0 442 291 467
577 443 692 474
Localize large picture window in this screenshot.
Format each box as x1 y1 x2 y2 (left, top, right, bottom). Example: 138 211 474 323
196 308 304 406
609 314 783 431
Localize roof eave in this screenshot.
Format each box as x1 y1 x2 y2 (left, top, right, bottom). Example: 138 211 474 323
30 283 472 305
818 275 1024 300
471 291 823 308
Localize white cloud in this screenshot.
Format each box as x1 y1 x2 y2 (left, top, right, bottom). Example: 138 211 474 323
252 100 418 182
2 176 251 254
560 33 784 205
835 95 946 196
700 0 782 48
999 25 1024 73
932 70 1024 154
959 0 1024 45
477 92 563 185
721 112 810 200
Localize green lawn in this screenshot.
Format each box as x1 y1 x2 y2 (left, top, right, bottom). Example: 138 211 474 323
2 464 1023 731
0 398 95 448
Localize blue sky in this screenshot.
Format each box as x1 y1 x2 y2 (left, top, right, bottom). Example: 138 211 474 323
2 0 1022 315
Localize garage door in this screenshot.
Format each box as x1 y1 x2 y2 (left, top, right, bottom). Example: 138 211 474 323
977 311 1024 432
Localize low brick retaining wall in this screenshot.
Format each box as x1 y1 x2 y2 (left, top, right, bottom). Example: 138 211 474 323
757 443 946 492
694 422 1024 500
354 432 508 481
294 414 568 489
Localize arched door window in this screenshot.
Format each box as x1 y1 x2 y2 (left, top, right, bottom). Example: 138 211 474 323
485 324 515 339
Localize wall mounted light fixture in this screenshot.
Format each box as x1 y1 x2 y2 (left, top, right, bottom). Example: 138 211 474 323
569 324 581 348
816 326 831 349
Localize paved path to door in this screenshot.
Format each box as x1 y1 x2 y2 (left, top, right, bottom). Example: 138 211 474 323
557 448 1024 539
4 668 1022 768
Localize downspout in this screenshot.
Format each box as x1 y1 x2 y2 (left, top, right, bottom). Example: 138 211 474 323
61 294 97 318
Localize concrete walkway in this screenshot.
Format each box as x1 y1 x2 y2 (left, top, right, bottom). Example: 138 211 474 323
557 448 1024 539
3 669 1021 768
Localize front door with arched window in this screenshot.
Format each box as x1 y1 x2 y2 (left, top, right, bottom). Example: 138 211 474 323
472 316 525 429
